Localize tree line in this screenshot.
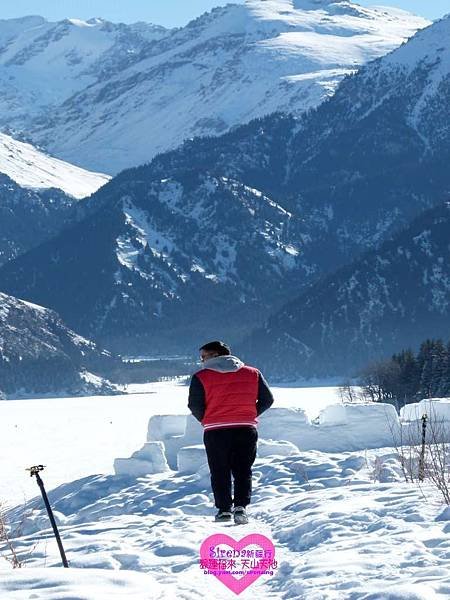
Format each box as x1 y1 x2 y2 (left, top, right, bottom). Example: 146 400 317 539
343 338 450 411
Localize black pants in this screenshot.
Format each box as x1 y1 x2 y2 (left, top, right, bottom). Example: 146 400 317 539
203 426 258 511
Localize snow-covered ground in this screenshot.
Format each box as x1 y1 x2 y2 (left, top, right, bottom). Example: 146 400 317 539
0 381 341 507
0 132 110 198
1 382 450 599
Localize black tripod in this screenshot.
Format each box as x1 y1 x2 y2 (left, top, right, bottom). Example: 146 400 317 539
26 465 69 568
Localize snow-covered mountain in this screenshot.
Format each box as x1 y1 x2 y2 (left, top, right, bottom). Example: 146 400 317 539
0 133 110 266
1 13 448 361
0 172 312 354
240 202 450 379
0 133 109 198
341 12 450 158
0 292 119 397
146 11 450 265
0 1 428 173
0 16 168 129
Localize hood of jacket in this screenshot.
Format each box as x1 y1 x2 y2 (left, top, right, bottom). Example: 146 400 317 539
200 355 244 373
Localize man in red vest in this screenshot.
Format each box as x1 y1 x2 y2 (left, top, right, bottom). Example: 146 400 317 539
188 340 274 523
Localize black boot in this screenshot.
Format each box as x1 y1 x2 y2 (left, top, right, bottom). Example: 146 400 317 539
233 506 249 524
214 509 232 522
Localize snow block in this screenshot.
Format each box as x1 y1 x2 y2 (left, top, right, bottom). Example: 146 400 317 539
318 403 348 425
319 402 398 427
258 407 310 443
135 402 407 465
147 414 187 442
177 444 207 473
257 439 300 457
114 441 170 476
317 402 400 450
400 398 450 423
180 415 204 446
259 404 400 452
146 414 203 470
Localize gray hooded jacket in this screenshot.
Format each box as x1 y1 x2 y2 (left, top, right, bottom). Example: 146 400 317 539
199 355 244 373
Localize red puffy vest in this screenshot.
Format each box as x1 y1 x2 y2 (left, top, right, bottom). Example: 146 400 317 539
196 365 259 431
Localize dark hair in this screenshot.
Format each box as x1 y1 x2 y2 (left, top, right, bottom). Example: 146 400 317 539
199 340 231 356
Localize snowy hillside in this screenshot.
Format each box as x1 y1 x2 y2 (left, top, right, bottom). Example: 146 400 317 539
0 16 168 127
0 292 119 397
0 174 76 266
240 202 450 378
0 132 109 266
0 133 109 198
134 11 450 266
2 384 450 598
0 1 428 173
311 11 450 160
0 173 313 354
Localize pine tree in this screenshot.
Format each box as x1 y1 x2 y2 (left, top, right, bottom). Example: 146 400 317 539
431 340 447 397
437 341 450 397
417 339 436 398
392 349 420 405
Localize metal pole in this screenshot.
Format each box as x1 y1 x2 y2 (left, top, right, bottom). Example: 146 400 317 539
27 465 69 568
418 414 427 483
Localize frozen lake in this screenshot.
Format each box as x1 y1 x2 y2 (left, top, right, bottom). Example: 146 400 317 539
0 381 342 507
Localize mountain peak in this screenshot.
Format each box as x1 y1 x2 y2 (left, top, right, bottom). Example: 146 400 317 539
63 17 112 28
0 14 46 26
65 17 97 27
0 1 429 173
86 17 106 25
246 0 345 7
293 0 344 6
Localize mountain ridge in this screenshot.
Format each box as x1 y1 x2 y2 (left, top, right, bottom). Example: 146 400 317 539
239 201 450 378
0 171 314 353
0 1 428 173
0 9 448 369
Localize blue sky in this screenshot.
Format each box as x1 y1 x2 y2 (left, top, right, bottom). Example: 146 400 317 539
0 1 447 26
